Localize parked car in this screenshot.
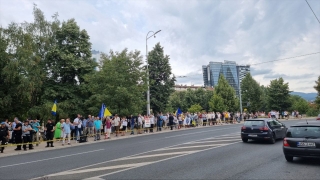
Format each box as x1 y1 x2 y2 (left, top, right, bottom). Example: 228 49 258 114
316 114 320 120
241 118 287 144
283 122 320 162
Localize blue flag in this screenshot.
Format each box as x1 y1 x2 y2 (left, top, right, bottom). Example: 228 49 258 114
51 100 57 116
99 103 106 119
175 108 182 117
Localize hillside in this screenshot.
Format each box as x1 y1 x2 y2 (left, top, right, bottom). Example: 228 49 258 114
290 92 317 101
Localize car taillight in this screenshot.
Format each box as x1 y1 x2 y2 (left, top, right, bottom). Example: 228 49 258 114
259 126 268 131
241 126 246 130
283 138 290 147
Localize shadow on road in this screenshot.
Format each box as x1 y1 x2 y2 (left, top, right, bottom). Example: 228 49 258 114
290 157 320 166
245 139 283 145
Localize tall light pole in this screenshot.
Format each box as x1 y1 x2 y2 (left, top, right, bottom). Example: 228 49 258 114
146 30 161 115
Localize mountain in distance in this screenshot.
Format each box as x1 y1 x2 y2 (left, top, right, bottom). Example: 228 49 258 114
290 92 317 101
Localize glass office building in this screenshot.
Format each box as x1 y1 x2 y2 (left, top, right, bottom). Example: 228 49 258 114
202 60 250 96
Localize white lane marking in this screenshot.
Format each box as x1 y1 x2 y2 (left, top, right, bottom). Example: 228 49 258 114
114 151 197 161
156 144 227 151
84 141 241 179
0 149 105 169
184 139 240 144
164 127 238 138
48 162 151 176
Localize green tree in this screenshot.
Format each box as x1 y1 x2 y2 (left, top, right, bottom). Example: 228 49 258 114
166 91 188 112
209 93 227 112
188 104 203 113
85 49 147 116
214 74 237 111
267 77 291 112
314 76 320 109
148 43 175 114
241 73 262 113
259 85 268 112
289 95 309 114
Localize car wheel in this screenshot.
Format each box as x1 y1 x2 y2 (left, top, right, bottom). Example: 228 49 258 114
269 133 276 144
242 138 248 143
285 155 293 162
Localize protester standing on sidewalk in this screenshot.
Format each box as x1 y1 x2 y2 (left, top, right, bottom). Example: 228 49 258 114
94 117 102 141
150 114 155 133
45 119 55 147
22 120 33 151
114 114 120 137
61 118 71 146
73 114 81 141
105 117 112 139
13 118 22 151
31 119 41 146
87 115 94 137
169 113 174 130
130 115 135 135
54 119 62 140
121 117 127 136
0 122 10 153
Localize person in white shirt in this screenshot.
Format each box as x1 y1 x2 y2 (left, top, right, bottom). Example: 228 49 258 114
137 115 143 134
113 114 120 137
73 114 82 141
150 114 155 133
121 117 127 136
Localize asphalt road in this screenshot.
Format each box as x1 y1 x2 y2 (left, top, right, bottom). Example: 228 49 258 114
0 119 319 180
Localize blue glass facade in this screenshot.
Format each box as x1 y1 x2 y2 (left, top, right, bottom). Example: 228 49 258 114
202 60 241 96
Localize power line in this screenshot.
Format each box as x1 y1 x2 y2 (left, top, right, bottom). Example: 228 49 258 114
250 52 320 66
305 0 320 24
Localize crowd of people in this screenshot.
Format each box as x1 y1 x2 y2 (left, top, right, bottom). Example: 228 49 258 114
0 110 301 153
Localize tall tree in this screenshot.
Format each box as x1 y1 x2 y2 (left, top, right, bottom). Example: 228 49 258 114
209 93 227 112
148 43 175 114
267 77 291 112
289 95 309 114
214 74 238 111
85 49 147 116
314 76 320 109
241 73 262 113
259 85 268 112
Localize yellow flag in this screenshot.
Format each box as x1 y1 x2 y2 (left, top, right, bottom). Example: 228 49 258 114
104 108 112 117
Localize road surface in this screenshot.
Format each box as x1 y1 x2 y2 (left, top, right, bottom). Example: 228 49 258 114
0 119 319 180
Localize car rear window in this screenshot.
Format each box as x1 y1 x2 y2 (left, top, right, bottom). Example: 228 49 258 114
286 126 320 138
244 120 265 127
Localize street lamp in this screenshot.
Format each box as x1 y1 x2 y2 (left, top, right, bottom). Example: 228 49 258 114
146 30 161 115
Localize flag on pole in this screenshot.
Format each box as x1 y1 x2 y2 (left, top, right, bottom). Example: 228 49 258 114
104 107 112 117
175 108 182 117
51 100 57 116
99 103 106 119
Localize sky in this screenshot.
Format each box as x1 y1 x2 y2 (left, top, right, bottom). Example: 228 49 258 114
0 0 319 93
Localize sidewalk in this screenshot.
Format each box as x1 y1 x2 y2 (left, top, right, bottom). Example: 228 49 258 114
0 122 241 158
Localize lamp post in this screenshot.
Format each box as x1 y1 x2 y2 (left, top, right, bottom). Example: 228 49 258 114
146 30 161 115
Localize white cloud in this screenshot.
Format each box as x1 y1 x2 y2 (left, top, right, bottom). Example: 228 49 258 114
0 0 319 92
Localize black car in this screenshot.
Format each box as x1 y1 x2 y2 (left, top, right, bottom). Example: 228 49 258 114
283 123 320 162
241 118 287 144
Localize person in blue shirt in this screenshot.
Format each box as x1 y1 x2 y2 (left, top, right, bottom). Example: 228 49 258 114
31 119 41 146
61 118 71 145
94 117 102 141
130 115 135 135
